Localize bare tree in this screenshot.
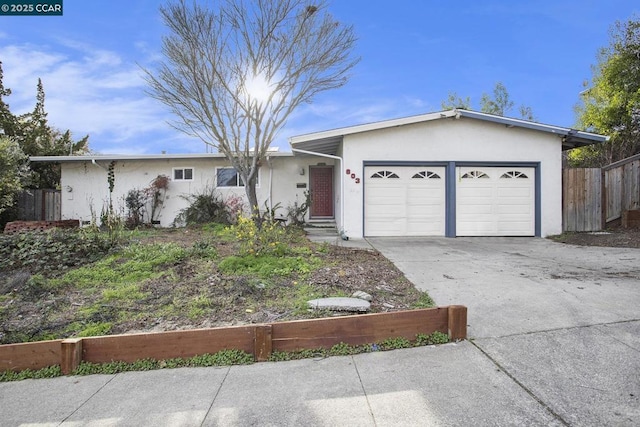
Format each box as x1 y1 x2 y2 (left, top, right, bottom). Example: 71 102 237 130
144 0 358 219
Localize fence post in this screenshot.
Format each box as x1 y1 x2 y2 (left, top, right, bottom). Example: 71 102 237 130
61 338 83 375
447 305 467 341
254 325 273 362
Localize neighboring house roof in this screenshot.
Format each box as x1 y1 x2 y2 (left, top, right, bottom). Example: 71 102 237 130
29 151 293 163
289 109 609 155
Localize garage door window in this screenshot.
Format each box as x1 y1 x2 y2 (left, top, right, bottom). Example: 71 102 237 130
500 170 528 179
461 170 489 179
371 170 399 178
412 171 441 179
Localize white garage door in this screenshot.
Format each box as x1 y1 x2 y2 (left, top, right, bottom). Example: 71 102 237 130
364 166 445 236
456 166 535 236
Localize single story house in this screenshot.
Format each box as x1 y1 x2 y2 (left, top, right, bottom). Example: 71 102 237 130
31 109 607 238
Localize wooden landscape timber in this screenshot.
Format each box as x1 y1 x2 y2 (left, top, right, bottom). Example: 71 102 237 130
0 306 467 375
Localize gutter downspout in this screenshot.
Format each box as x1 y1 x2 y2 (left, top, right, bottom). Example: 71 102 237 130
291 148 347 240
266 155 273 214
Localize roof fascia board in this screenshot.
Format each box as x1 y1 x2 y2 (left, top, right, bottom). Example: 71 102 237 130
456 109 608 143
289 110 457 144
29 152 294 162
289 108 608 146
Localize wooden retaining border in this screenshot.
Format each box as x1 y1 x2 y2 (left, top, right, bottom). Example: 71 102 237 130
0 306 466 375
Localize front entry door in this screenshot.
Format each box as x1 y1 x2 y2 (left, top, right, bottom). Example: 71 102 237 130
310 166 334 218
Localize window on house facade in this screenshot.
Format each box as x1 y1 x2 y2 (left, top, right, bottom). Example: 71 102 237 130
173 167 194 181
216 167 259 187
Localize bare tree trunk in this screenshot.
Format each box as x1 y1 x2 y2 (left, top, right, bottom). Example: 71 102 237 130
244 177 260 222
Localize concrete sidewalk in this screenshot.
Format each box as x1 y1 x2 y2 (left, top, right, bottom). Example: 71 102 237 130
1 341 563 426
1 236 639 426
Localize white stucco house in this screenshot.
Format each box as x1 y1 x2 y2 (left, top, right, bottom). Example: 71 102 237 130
31 109 606 238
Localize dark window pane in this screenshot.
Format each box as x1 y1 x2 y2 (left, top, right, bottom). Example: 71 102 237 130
174 169 184 180
217 168 238 186
184 168 193 180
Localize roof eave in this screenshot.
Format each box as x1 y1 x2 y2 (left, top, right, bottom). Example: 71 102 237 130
289 109 609 153
29 152 294 162
456 110 609 149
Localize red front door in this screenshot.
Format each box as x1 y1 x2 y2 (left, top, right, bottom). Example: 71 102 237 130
310 166 334 218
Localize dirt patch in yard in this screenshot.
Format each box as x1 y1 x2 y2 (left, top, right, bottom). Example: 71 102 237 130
549 226 640 249
0 227 429 344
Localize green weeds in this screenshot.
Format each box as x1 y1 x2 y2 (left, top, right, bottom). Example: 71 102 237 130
268 332 451 362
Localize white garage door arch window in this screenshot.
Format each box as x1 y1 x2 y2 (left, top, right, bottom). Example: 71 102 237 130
456 166 535 236
364 166 446 236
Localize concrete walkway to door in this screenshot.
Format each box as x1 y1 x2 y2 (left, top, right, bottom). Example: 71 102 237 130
368 236 640 426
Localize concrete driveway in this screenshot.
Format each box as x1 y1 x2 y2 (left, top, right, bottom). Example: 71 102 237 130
369 237 640 426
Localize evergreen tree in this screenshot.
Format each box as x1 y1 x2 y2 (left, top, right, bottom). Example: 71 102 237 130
0 66 90 188
0 62 21 138
20 79 89 188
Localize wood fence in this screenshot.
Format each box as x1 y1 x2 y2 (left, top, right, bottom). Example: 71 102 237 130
563 168 602 232
603 154 640 223
0 306 467 374
17 189 61 221
563 153 640 231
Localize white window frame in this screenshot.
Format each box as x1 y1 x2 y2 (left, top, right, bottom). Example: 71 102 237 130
172 167 194 181
216 167 260 188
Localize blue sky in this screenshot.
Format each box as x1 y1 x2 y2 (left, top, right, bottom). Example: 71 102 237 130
0 0 638 154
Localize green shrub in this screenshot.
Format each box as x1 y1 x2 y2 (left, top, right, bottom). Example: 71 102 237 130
0 229 116 276
232 215 288 256
174 187 230 225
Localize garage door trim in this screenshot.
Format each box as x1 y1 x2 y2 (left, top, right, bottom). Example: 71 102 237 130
452 161 540 237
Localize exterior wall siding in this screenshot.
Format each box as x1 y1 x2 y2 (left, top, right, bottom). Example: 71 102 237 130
60 156 323 227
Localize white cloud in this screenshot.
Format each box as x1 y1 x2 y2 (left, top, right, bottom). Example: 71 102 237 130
0 41 196 154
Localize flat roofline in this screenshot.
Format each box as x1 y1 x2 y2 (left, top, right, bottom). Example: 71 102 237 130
30 151 294 162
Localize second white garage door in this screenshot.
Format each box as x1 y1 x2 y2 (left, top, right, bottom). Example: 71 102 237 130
456 166 535 236
364 166 446 236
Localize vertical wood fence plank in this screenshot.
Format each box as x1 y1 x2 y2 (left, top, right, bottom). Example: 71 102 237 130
562 168 601 232
15 189 62 221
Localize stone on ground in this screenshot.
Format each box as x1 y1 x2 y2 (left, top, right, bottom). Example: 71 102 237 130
307 297 371 312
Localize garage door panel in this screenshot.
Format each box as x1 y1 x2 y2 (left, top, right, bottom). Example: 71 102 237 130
365 166 445 236
457 167 534 236
457 189 494 200
497 204 532 214
497 187 532 197
367 220 406 236
407 205 444 217
497 221 533 234
407 221 444 234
